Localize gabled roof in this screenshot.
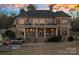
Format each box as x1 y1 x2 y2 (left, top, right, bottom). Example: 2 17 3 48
17 10 71 18
55 11 71 17
17 10 56 18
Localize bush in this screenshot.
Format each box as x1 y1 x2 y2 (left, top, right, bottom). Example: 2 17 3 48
68 36 74 41
48 35 62 42
2 30 16 40
17 38 22 40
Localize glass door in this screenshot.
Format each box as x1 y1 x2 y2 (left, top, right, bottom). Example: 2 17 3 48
38 28 44 37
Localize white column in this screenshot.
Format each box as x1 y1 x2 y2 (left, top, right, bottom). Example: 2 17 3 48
56 28 58 36
55 18 57 24
67 28 70 38
36 28 38 38
16 28 20 38
44 28 46 38
24 28 26 39
60 28 62 36
17 28 20 38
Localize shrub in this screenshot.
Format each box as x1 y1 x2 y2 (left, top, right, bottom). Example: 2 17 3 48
68 36 74 41
48 35 62 42
2 30 16 40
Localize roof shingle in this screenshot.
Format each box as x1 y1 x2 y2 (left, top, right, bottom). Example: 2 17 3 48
17 10 71 18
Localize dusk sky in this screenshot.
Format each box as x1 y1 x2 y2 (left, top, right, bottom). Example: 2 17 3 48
0 4 79 16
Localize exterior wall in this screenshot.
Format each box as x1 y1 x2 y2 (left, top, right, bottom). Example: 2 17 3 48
56 17 70 41
15 17 70 42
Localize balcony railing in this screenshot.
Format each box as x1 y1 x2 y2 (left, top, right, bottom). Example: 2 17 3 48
17 24 58 28
16 22 69 28
24 23 57 25
16 24 69 29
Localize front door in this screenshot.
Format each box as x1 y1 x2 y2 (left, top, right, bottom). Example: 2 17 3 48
37 28 45 42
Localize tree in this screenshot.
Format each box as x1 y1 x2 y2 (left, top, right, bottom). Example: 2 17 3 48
69 5 79 19
2 30 16 40
70 17 79 32
27 4 36 11
69 8 76 20
74 5 79 18
0 12 16 29
70 5 79 32
20 8 26 13
0 7 17 29
10 10 17 17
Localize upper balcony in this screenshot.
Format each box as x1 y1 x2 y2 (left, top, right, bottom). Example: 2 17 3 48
16 24 70 29
16 18 70 28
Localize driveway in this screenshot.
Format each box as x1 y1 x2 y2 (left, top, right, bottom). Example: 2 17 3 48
0 42 79 55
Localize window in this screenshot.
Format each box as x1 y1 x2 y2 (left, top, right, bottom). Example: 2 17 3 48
39 19 45 24
33 19 38 25
28 28 35 32
25 19 31 25
19 19 25 24
60 20 67 24
19 29 24 35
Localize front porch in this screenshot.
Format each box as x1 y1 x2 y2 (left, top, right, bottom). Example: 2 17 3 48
17 28 58 42
16 27 69 43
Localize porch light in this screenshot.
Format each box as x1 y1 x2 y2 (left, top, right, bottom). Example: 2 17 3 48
51 29 55 32
29 29 33 32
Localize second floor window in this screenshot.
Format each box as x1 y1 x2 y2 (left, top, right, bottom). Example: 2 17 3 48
33 20 38 25
60 20 67 24
39 19 45 24
25 19 31 25
19 19 25 25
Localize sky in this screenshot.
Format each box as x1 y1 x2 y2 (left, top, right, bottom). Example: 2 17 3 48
0 4 49 16
34 4 49 10
0 4 79 16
